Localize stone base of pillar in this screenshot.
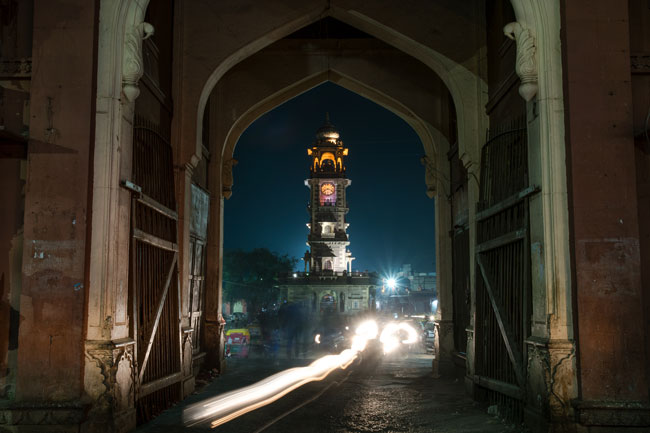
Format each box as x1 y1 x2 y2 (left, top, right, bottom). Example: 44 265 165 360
181 329 195 398
81 339 137 433
572 400 650 429
464 326 476 397
524 406 551 433
82 408 136 433
203 321 225 373
525 337 579 432
0 404 136 433
0 403 86 433
436 319 455 361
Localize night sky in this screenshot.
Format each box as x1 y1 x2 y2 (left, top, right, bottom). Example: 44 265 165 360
224 82 436 275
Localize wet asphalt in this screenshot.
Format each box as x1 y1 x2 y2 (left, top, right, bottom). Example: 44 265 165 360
136 346 526 433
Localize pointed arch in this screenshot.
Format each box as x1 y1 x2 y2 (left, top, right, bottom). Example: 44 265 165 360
196 6 486 174
219 70 440 192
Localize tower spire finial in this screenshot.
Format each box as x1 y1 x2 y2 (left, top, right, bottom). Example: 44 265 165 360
325 112 330 122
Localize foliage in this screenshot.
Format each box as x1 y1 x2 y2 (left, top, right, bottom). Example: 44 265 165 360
222 248 297 313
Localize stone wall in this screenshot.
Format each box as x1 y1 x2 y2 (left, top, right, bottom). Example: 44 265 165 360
563 0 650 428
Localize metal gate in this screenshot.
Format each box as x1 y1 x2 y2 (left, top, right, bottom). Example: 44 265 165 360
449 142 471 356
128 116 182 423
452 226 470 354
474 116 535 420
189 183 209 362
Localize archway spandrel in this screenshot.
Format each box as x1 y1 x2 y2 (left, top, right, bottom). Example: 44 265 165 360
215 70 440 189
180 2 486 177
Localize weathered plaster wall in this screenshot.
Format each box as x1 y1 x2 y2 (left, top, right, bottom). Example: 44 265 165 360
563 0 650 425
15 0 96 405
629 0 650 414
0 2 32 401
0 160 24 400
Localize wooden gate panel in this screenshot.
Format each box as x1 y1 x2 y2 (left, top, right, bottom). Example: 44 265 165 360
130 117 182 424
189 239 205 354
452 227 470 354
449 140 471 357
189 184 209 359
474 117 533 419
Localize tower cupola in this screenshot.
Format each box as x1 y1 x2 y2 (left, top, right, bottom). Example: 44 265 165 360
308 113 349 176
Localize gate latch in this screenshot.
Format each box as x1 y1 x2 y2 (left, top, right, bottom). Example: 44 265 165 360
120 179 142 196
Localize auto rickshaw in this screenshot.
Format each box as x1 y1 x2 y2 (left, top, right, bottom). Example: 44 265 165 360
225 328 250 358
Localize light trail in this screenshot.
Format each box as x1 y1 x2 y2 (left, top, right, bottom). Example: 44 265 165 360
250 368 353 433
183 320 378 429
379 322 418 354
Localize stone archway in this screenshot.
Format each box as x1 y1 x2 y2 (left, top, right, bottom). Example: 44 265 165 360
220 70 439 182
203 65 453 364
194 5 486 186
86 0 574 429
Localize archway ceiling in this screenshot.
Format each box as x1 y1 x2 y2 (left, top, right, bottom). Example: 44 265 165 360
182 0 484 75
177 0 485 168
211 35 451 161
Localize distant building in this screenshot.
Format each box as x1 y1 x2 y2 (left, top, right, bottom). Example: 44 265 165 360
279 115 378 314
377 264 437 315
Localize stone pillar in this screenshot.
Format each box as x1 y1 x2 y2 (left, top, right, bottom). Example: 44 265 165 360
204 192 225 372
204 93 226 371
431 147 455 368
462 157 480 397
563 0 650 427
174 163 196 397
507 1 578 429
0 1 98 431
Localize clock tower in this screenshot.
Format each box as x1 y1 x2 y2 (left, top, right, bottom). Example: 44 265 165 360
304 114 355 273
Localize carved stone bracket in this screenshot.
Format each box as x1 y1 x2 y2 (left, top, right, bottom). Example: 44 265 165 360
526 337 576 424
504 22 538 101
83 339 137 429
182 328 194 378
420 155 439 199
222 158 238 199
459 151 480 187
122 22 155 102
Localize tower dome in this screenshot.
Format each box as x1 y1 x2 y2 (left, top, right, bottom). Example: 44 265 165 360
315 113 340 144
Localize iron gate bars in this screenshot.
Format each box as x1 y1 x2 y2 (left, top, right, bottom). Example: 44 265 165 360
129 116 183 423
474 116 537 420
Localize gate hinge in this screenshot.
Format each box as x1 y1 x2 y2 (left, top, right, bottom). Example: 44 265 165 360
120 179 142 196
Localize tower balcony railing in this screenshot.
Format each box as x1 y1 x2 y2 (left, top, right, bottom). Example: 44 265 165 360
307 203 349 212
308 233 349 242
279 270 379 283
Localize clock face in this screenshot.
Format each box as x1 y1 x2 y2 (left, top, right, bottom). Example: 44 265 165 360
321 183 335 196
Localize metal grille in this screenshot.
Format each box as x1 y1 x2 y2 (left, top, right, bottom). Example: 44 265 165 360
451 226 470 354
189 183 209 359
189 237 205 355
131 115 182 424
449 142 471 357
474 116 533 421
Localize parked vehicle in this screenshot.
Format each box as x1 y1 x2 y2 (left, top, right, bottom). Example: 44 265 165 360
423 321 436 352
225 328 250 358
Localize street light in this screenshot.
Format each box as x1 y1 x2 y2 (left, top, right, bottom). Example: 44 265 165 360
386 278 396 290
